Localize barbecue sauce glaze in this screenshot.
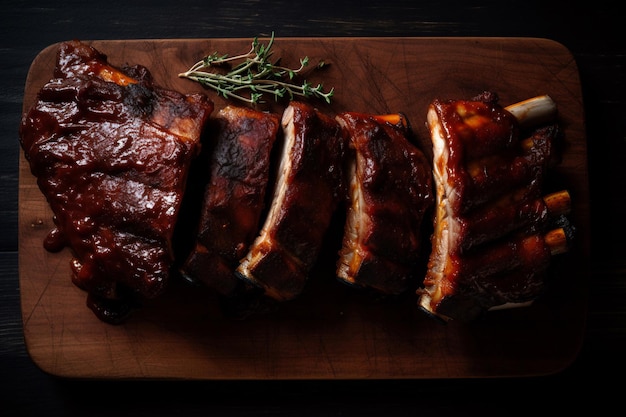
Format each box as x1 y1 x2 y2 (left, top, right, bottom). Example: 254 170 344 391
20 41 213 323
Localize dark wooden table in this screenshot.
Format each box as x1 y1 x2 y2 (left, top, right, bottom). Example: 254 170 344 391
2 1 624 415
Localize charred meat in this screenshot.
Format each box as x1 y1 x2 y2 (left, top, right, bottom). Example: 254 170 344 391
19 40 213 323
236 101 346 301
182 105 280 296
335 112 434 295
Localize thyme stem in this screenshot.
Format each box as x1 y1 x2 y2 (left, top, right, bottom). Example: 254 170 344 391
178 32 333 104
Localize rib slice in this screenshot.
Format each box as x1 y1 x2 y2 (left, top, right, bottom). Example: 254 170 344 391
335 112 434 295
181 105 279 296
236 101 346 301
417 92 573 321
19 40 213 323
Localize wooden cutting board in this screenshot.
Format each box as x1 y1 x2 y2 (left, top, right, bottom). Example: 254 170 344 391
19 37 589 380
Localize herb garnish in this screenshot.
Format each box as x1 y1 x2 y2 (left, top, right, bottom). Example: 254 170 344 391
178 32 334 104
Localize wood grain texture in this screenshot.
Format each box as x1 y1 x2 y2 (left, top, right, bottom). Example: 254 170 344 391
18 37 589 380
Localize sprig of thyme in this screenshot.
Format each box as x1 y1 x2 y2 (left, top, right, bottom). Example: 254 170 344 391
178 32 334 104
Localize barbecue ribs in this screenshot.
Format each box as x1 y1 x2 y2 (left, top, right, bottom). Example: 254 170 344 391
336 112 434 295
236 101 346 301
19 40 213 323
417 92 573 321
181 105 280 296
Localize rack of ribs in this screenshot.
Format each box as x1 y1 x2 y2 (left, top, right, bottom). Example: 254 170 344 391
19 40 214 323
335 112 434 295
417 91 574 322
181 105 280 296
236 101 346 302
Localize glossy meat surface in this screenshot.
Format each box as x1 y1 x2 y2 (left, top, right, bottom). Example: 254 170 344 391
19 40 213 323
182 105 279 296
336 112 433 295
418 92 569 321
236 101 346 301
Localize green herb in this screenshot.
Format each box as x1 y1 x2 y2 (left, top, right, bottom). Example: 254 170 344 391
178 32 334 105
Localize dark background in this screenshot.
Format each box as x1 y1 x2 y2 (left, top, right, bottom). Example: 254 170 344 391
2 1 624 415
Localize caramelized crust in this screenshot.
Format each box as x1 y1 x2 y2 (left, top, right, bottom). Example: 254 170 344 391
336 112 433 295
19 40 213 323
236 101 346 301
182 105 279 296
418 92 569 321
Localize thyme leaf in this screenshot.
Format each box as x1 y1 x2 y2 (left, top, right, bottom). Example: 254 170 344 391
178 32 334 104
